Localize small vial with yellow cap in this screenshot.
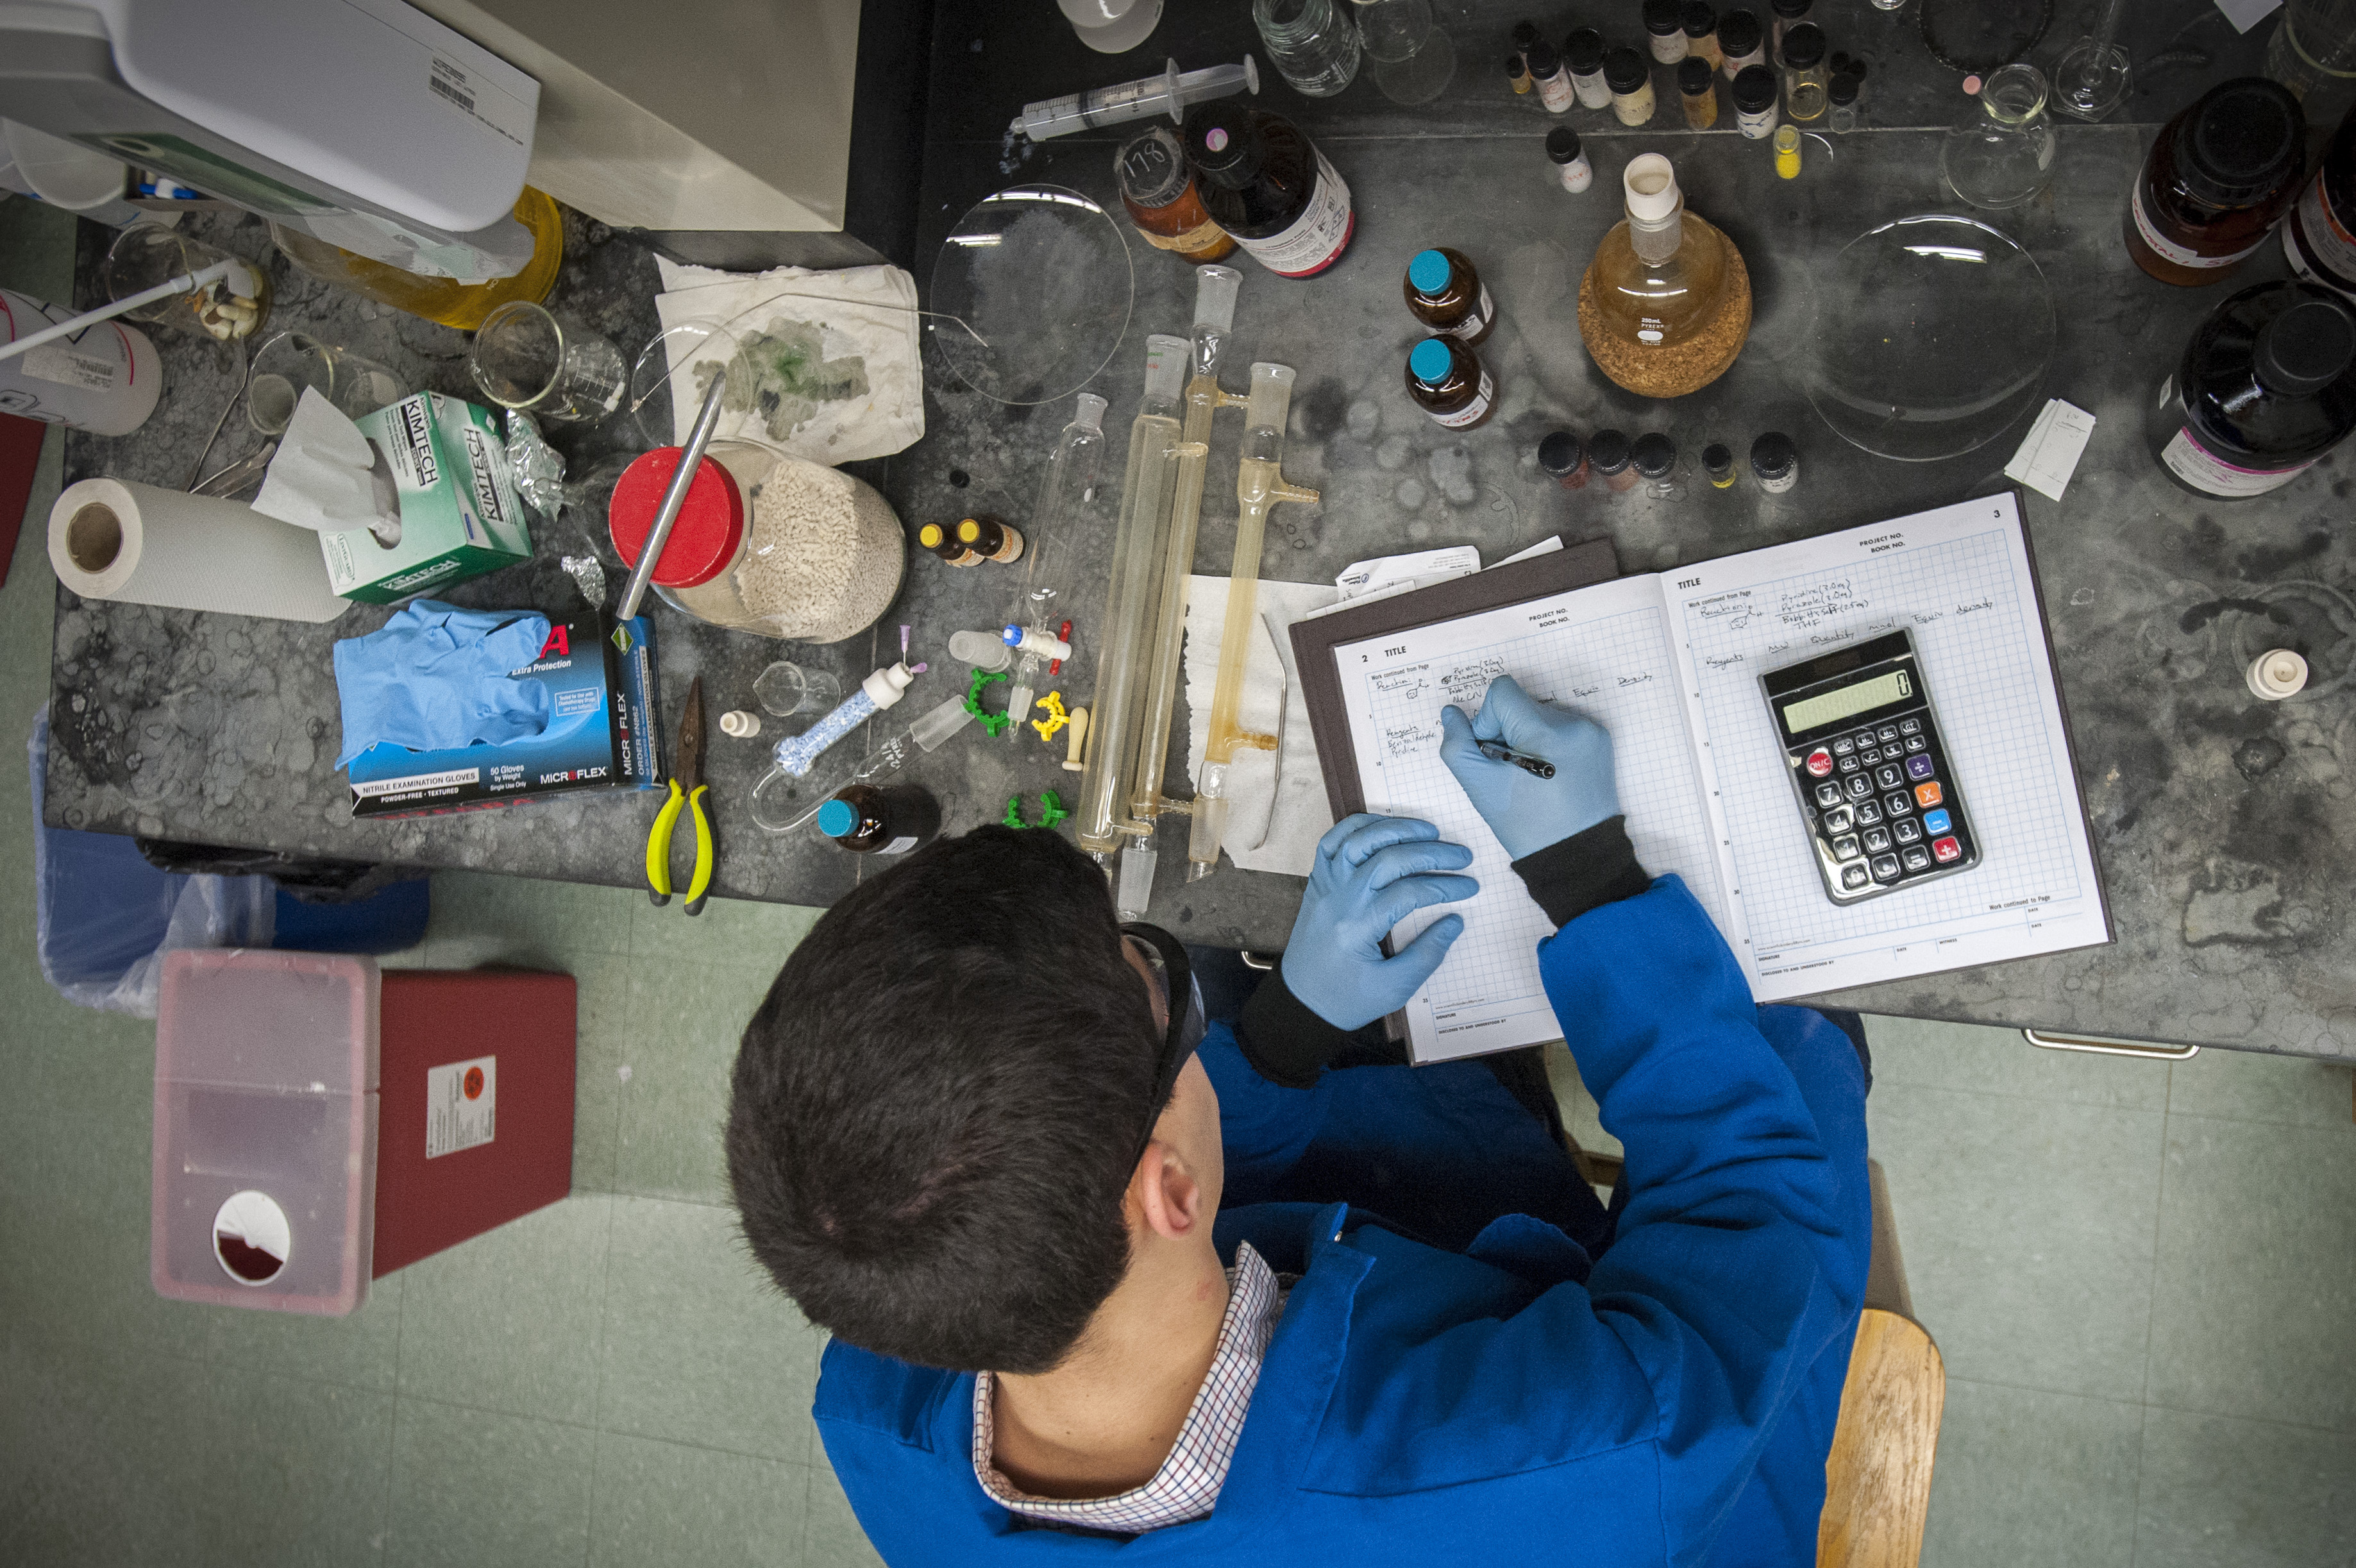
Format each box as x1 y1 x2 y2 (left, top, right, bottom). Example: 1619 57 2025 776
916 520 979 566
955 514 1026 564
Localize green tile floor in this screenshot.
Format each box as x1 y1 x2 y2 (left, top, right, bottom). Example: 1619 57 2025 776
4 198 2353 1567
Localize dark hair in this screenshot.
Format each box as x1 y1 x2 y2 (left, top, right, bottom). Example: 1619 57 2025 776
726 825 1159 1374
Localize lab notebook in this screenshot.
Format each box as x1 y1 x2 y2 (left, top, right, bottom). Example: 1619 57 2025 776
1313 493 2109 1064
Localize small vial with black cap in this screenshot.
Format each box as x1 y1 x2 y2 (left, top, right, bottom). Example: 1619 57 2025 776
1829 71 1861 132
1751 430 1799 494
1605 47 1657 126
1547 126 1593 193
1703 441 1738 487
1538 429 1589 489
1770 0 1812 47
1683 1 1723 69
1526 37 1575 112
1644 0 1687 62
1511 19 1539 61
1589 428 1638 492
1506 53 1532 95
1733 64 1779 138
1717 8 1766 75
1679 57 1720 129
1632 432 1682 498
1565 28 1613 108
1781 22 1828 122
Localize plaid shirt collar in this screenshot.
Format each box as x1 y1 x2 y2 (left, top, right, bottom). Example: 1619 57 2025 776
970 1242 1285 1533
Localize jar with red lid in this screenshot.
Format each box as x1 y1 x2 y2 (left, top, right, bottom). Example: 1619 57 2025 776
2126 78 2307 286
607 440 905 641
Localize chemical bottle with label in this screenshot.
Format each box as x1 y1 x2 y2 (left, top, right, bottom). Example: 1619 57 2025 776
2148 280 2356 498
817 783 942 854
2126 78 2305 286
1116 126 1238 264
1183 103 1355 278
955 515 1025 564
916 520 979 566
2283 100 2356 298
1406 337 1495 428
1403 248 1495 343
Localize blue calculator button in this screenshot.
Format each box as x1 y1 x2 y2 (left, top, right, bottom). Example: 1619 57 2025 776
1906 755 1935 780
1923 808 1951 834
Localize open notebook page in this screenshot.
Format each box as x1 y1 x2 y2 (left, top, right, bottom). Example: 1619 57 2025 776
1668 494 2108 1000
1333 573 1728 1063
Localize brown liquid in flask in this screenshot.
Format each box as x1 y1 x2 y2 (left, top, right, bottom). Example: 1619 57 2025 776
1406 337 1495 429
1116 126 1237 264
1403 248 1496 343
2126 78 2305 287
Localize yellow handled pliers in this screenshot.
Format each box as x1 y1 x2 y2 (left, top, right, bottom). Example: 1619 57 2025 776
646 675 716 915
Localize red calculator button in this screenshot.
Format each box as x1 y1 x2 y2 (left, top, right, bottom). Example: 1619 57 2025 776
1806 748 1833 777
1914 780 1944 808
1932 835 1962 863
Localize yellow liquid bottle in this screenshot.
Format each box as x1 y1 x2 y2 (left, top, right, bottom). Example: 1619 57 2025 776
1578 153 1751 397
269 187 564 332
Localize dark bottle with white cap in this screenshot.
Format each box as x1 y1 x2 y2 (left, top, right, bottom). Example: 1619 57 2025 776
1183 103 1355 278
2148 280 2356 498
818 783 941 855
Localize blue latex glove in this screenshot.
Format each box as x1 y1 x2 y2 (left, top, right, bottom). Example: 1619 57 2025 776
333 600 554 767
1282 814 1481 1031
1437 673 1620 861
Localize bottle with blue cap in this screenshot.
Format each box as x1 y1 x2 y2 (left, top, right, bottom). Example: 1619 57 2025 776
817 783 941 855
1402 248 1495 343
1406 335 1495 429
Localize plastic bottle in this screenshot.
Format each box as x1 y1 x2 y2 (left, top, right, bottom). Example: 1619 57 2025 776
1183 103 1355 278
1406 337 1495 428
2148 280 2356 498
0 289 161 435
2126 78 2307 287
1404 248 1496 343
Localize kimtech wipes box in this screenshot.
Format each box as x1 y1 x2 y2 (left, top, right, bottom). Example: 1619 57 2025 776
324 393 534 603
347 615 661 818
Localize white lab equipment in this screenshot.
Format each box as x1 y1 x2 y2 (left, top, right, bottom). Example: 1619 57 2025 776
1014 56 1261 140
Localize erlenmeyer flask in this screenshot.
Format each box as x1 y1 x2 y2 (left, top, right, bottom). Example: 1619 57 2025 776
1940 63 2058 210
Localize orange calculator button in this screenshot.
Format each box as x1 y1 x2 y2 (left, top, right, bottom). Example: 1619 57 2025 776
1914 781 1943 808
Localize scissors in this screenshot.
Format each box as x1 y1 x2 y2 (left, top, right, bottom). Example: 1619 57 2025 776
646 675 716 915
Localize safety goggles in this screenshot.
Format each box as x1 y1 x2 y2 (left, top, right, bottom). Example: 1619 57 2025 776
1120 922 1207 1171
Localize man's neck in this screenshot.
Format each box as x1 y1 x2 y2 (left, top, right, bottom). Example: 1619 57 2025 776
988 1239 1232 1499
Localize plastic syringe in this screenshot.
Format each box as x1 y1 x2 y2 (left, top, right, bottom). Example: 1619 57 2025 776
1013 55 1259 142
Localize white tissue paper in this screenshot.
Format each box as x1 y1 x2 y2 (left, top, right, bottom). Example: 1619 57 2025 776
1183 578 1341 877
653 257 925 462
251 386 400 537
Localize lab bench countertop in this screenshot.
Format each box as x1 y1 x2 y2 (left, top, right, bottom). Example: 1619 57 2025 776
45 0 2356 1061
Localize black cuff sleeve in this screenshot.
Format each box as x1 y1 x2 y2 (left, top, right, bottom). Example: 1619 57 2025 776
1234 961 1355 1089
1510 814 1653 928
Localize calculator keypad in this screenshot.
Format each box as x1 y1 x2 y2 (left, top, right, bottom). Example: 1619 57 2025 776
1787 700 1978 904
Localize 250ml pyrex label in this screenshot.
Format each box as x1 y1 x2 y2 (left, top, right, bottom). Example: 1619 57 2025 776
2161 425 2307 497
426 1054 496 1158
1235 153 1354 278
2132 184 2262 270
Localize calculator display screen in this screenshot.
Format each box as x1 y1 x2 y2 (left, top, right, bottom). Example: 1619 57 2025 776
1782 670 1912 734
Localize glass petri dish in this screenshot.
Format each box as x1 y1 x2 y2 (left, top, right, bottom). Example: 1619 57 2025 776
1799 214 2055 463
929 185 1134 405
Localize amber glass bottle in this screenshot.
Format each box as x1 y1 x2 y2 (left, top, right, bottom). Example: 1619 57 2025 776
1116 126 1236 263
268 187 563 332
1402 248 1495 343
955 516 1025 563
2284 101 2356 298
1406 337 1494 428
817 784 941 855
2126 78 2305 286
916 521 978 566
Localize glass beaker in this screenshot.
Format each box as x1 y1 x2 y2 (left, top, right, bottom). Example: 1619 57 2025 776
246 331 405 435
1352 0 1456 105
2268 0 2356 131
468 301 627 424
754 661 843 720
1939 63 2058 210
101 224 272 344
1252 0 1362 97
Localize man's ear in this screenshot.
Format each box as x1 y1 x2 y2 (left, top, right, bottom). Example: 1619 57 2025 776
1134 1139 1204 1242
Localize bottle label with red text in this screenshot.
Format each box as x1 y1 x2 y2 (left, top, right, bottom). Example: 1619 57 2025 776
1424 365 1495 428
2287 171 2356 292
2132 183 2264 270
1234 152 1354 278
1445 282 1497 340
2161 423 2307 496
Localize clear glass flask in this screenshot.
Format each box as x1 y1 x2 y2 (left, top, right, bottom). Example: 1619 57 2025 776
1252 0 1363 97
1352 0 1456 106
1940 63 2058 210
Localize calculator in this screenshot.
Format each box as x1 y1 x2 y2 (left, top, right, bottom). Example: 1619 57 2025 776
1761 630 1980 906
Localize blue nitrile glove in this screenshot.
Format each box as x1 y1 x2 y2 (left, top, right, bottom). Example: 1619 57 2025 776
333 600 554 767
1281 813 1481 1031
1437 673 1619 861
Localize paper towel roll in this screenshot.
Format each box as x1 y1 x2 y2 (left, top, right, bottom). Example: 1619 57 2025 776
49 477 348 623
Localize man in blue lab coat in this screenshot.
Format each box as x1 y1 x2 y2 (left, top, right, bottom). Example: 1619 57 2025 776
727 676 1872 1565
